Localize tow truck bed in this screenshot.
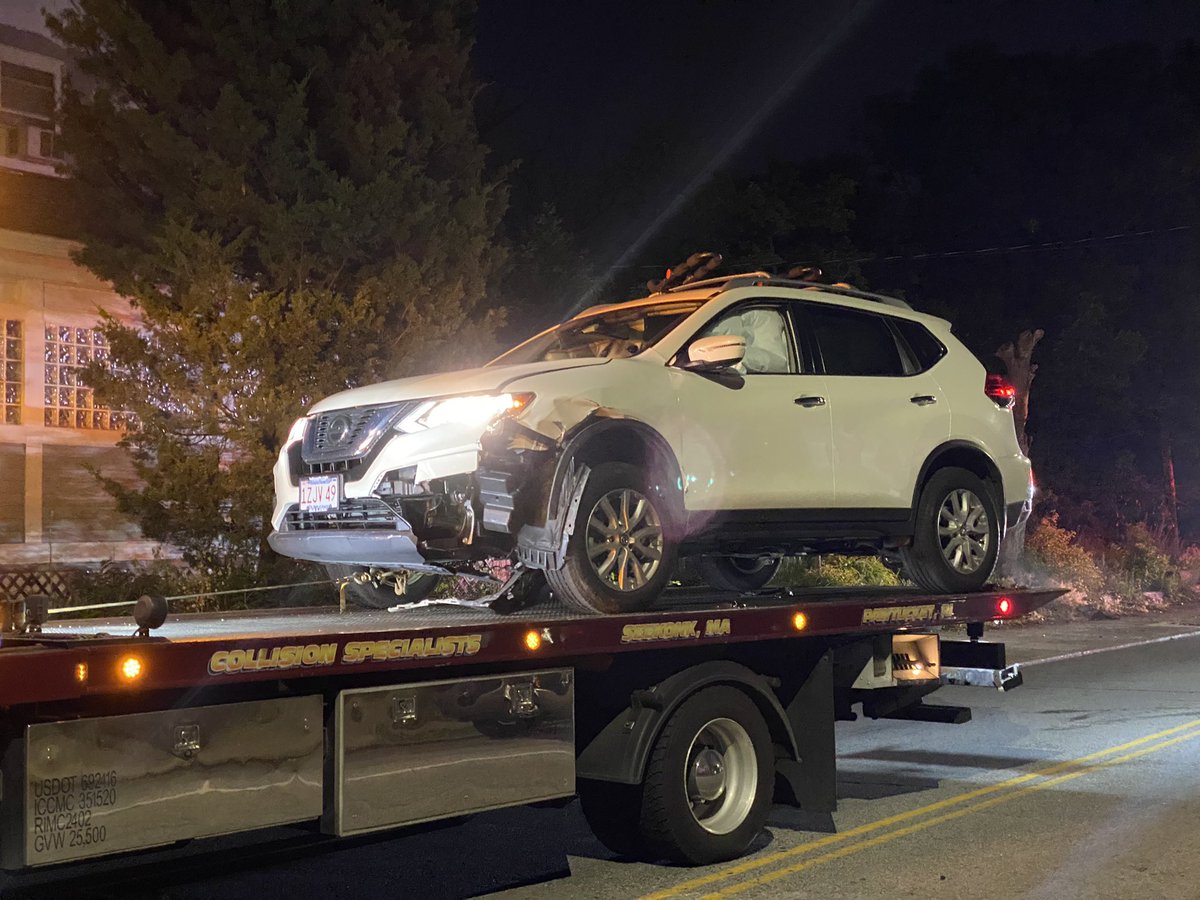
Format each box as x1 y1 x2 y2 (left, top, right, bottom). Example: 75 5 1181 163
0 585 1060 875
5 586 1056 707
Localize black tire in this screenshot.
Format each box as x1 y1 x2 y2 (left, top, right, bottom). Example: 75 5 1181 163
638 686 775 865
577 780 647 859
900 466 1001 593
698 555 781 593
325 565 441 609
546 462 677 615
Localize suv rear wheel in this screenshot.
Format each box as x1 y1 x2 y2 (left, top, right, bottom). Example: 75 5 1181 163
901 467 1000 593
698 555 780 593
546 462 677 614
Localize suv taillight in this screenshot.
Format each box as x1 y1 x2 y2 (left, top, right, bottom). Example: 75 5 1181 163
985 374 1016 409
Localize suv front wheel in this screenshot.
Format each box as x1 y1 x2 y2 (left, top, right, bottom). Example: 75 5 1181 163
901 467 1001 593
547 462 678 614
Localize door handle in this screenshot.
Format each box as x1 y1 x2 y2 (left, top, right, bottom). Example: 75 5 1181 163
794 396 826 408
910 395 938 406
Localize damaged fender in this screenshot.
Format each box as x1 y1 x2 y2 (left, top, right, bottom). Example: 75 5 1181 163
477 408 685 571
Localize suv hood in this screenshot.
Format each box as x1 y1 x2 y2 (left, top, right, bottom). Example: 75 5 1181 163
309 358 610 413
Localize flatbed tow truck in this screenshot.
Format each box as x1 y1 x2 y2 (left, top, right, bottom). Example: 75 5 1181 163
0 583 1059 886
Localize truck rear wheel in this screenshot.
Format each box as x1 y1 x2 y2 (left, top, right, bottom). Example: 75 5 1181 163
645 686 775 864
325 565 441 609
698 555 781 592
900 466 1001 593
546 462 677 615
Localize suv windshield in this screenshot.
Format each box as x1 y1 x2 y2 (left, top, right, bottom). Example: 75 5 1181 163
490 300 705 366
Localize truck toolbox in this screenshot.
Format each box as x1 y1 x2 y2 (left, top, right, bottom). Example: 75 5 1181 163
11 695 322 867
329 670 574 836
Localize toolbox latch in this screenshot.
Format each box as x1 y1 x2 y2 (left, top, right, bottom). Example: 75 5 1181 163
173 723 201 758
391 694 418 725
506 680 538 718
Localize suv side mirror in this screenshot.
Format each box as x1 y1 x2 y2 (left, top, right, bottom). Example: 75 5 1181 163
683 334 746 371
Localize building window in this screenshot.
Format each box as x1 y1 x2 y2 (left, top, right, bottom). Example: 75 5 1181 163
44 325 126 430
0 62 55 121
1 320 20 425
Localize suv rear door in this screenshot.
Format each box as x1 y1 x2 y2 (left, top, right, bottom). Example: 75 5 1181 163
797 302 950 511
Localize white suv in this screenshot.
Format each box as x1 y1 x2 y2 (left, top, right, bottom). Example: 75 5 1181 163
270 273 1033 613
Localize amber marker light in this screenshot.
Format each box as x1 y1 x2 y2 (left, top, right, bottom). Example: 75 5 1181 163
792 611 808 631
74 662 88 684
523 629 543 652
119 655 144 682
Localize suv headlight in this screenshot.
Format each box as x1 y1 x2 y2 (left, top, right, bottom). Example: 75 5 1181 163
285 416 309 447
396 393 534 433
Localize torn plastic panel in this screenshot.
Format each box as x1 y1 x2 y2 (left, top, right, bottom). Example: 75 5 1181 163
476 411 685 572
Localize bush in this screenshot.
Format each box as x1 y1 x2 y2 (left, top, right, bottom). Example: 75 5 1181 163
774 554 902 588
1105 523 1179 597
1024 514 1105 598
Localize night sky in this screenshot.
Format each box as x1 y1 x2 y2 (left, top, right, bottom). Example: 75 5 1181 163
476 1 1200 173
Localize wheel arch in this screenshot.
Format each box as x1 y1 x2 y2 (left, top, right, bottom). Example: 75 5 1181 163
575 660 800 785
549 416 686 527
913 440 1005 518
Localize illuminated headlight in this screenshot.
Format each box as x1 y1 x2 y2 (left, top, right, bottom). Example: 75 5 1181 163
285 416 309 447
396 393 533 433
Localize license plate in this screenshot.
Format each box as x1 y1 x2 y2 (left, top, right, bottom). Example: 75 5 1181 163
299 474 341 513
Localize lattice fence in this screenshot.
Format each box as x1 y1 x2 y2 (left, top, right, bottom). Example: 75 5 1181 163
0 570 72 603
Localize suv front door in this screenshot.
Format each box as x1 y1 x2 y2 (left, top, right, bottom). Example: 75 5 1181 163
799 302 951 511
671 302 835 512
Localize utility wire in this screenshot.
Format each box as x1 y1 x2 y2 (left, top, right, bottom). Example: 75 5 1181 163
606 223 1196 272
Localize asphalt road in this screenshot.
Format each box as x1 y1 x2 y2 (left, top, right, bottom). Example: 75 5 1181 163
9 619 1200 900
501 626 1200 900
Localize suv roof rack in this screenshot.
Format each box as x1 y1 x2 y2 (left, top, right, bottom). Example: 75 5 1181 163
667 271 912 310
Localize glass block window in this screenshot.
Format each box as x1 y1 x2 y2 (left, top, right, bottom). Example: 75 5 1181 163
44 325 126 430
1 320 20 425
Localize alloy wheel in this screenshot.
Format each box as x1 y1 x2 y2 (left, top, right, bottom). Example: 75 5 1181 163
937 488 991 574
585 488 664 591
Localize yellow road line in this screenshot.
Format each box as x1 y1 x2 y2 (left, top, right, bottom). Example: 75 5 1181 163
707 726 1200 897
645 717 1200 899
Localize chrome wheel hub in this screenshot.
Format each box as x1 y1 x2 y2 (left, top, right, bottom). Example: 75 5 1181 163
689 748 727 802
585 488 664 591
937 488 991 574
685 717 757 835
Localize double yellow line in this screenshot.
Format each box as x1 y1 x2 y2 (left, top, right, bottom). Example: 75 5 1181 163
646 717 1200 898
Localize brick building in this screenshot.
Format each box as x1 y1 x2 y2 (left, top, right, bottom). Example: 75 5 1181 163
0 25 169 572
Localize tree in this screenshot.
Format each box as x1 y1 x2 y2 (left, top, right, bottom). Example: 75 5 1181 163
49 0 507 575
853 42 1200 547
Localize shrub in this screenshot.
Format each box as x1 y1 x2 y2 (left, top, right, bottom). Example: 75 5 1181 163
1024 514 1105 598
775 555 902 588
1105 523 1180 598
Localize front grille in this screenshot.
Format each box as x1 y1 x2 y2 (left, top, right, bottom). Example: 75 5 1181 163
301 401 420 467
282 499 400 531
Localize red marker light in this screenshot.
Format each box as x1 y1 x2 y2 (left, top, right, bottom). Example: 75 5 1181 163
997 597 1013 616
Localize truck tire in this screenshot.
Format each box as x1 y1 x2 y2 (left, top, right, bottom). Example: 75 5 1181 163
639 686 775 865
698 556 780 593
325 565 441 609
546 462 677 615
900 466 1001 593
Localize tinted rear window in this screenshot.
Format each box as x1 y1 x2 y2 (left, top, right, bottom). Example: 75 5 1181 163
893 318 947 371
805 305 906 376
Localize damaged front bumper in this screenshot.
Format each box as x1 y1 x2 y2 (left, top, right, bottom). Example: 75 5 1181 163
268 501 452 574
